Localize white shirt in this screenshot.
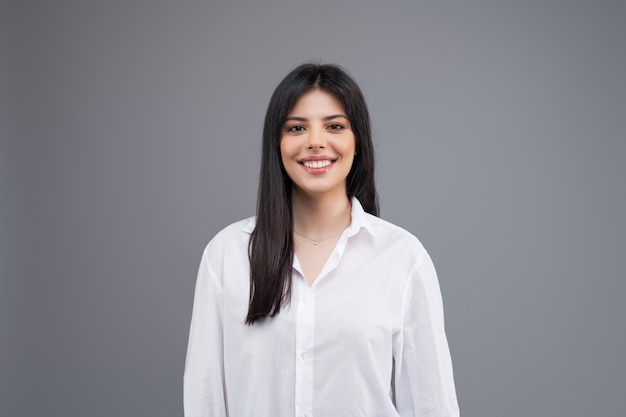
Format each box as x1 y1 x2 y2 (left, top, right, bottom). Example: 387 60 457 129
184 198 459 417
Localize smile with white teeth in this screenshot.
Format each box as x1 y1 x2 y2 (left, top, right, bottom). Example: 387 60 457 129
302 160 332 169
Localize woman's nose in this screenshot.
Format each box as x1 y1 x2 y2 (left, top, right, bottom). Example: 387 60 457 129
307 127 326 149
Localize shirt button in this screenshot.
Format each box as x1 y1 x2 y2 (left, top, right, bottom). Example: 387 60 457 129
301 296 308 305
301 414 308 417
301 352 308 360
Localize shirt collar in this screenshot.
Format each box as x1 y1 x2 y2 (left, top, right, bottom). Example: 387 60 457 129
242 217 255 234
242 197 376 237
345 196 377 238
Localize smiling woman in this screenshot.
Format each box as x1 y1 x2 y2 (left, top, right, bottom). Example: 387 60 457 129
183 63 460 417
280 90 356 208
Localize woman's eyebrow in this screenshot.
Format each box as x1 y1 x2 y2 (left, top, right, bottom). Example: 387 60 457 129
285 116 307 122
284 114 349 122
324 114 349 121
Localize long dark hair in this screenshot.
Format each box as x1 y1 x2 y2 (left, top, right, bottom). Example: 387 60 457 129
246 63 379 325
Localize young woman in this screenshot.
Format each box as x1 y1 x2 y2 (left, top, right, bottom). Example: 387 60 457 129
184 63 459 417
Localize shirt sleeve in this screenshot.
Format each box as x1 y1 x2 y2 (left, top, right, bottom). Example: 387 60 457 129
183 245 228 417
393 251 460 417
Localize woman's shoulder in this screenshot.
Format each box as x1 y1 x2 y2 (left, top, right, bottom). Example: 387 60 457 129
215 216 255 238
368 213 424 244
350 198 428 259
361 212 429 260
203 216 256 254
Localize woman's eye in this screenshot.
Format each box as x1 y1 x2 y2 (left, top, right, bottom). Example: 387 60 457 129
328 123 344 130
287 125 305 133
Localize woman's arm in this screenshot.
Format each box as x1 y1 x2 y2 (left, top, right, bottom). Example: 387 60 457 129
393 252 460 417
183 246 227 417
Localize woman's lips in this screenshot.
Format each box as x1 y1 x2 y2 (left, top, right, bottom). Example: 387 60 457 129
301 160 332 169
298 158 336 174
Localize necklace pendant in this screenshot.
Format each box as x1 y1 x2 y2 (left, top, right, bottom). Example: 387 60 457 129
313 241 318 245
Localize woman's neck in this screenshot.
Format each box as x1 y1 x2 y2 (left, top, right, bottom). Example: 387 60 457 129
291 189 352 239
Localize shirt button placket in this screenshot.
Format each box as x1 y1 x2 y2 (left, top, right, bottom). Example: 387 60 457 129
295 289 315 417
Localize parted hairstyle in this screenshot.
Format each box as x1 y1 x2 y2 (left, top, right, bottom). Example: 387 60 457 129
246 63 379 325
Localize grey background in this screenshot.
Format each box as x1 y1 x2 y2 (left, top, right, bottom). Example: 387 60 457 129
2 0 625 416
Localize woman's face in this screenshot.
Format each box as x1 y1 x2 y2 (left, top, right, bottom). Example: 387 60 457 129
280 89 356 199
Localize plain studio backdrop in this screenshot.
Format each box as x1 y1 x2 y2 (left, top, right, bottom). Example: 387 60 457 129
2 1 625 416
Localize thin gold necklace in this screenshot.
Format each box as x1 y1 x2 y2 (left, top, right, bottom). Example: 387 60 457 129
293 228 344 245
